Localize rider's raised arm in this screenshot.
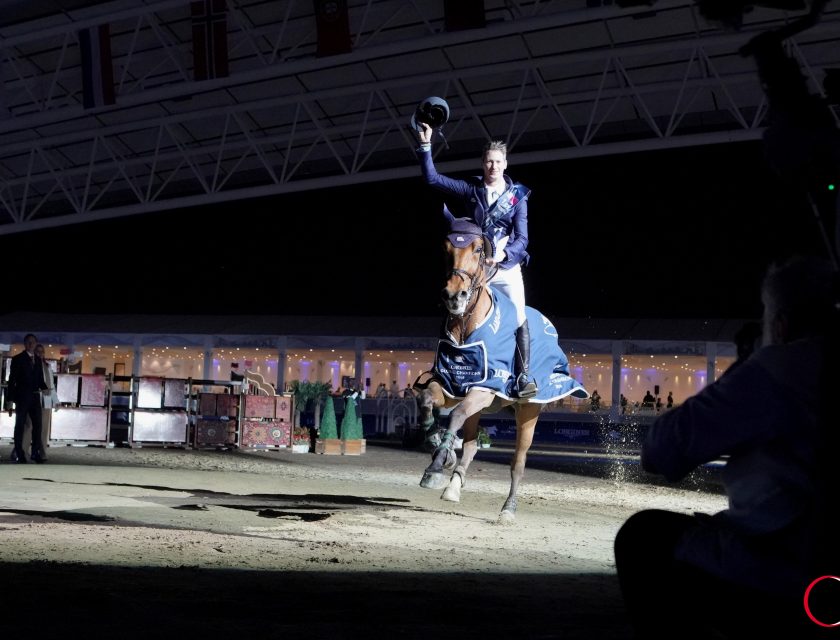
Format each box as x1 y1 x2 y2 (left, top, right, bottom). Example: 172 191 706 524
416 144 472 200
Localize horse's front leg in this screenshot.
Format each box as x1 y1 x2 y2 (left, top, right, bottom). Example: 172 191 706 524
415 382 446 451
420 388 495 490
498 402 541 525
441 411 481 502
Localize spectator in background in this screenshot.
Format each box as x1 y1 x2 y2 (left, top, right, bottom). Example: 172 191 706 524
666 391 674 409
4 333 48 463
641 390 655 409
620 393 628 415
614 255 838 638
26 343 59 461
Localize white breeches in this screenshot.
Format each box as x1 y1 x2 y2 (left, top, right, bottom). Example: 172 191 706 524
489 263 526 326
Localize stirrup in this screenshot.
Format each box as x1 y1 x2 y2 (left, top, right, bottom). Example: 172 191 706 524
515 373 538 399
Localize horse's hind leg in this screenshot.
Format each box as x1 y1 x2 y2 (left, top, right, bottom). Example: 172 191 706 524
498 402 541 525
442 412 481 502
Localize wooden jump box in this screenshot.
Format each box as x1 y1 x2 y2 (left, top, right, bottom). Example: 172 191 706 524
315 438 366 455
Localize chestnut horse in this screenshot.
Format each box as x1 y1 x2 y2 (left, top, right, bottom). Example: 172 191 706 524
414 219 587 524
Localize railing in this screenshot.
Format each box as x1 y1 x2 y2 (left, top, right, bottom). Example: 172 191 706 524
370 397 417 435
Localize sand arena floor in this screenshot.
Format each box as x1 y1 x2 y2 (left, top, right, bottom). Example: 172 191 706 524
0 442 726 639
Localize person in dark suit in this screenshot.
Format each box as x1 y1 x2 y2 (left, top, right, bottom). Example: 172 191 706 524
4 333 48 463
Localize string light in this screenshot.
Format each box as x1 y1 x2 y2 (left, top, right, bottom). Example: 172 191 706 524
15 340 720 401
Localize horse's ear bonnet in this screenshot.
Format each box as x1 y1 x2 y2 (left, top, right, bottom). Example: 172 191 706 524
411 96 450 132
447 217 492 256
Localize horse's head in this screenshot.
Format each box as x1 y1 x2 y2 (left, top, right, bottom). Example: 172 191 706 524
443 218 490 316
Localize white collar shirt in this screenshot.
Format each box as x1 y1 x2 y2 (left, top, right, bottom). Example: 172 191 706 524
485 185 501 207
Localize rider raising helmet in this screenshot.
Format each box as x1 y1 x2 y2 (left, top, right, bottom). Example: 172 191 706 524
415 121 537 399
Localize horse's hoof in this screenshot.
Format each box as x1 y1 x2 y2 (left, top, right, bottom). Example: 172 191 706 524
497 496 517 524
441 485 461 502
497 510 515 526
441 472 463 502
420 471 447 489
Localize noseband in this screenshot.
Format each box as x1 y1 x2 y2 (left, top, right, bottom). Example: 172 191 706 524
448 255 499 290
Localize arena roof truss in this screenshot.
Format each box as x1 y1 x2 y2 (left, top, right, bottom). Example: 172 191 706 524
0 0 838 234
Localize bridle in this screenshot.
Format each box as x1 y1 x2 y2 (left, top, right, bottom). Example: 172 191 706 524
446 239 496 343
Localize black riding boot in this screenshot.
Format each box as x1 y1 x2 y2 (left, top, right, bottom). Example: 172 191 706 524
514 320 538 398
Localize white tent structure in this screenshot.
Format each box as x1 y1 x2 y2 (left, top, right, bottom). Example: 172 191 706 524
1 0 838 235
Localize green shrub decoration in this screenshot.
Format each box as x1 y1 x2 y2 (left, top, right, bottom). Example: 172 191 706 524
320 395 338 439
340 397 363 440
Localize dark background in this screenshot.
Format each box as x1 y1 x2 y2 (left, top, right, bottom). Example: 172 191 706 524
1 138 833 320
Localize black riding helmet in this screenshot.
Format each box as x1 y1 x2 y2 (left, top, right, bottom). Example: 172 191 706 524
410 96 450 132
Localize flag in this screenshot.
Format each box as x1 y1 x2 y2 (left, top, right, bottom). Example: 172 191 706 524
79 24 115 109
313 0 352 57
191 0 229 80
444 0 485 31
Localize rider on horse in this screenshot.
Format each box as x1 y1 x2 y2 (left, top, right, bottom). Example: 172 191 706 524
415 122 538 399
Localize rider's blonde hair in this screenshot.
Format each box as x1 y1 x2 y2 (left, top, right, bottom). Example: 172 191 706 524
483 140 507 158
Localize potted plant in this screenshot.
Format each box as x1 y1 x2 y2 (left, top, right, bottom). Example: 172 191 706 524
340 394 366 455
291 426 310 453
477 427 492 449
315 395 342 455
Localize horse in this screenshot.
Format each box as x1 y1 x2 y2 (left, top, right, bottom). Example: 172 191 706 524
413 218 588 524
